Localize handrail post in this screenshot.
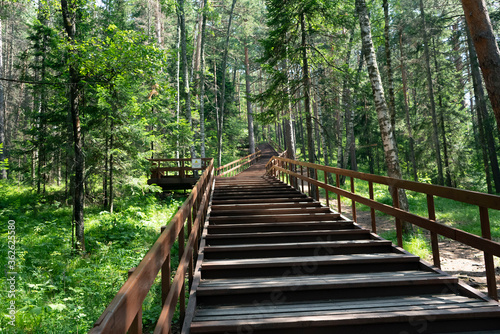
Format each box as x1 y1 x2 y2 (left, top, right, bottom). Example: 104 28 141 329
301 165 304 193
479 206 498 300
336 174 342 213
391 186 403 248
324 171 329 208
307 167 311 197
315 168 320 200
161 226 171 307
350 177 356 222
179 221 186 324
128 267 143 334
188 208 194 289
369 181 376 233
427 194 441 269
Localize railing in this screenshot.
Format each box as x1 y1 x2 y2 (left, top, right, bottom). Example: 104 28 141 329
148 158 212 180
90 158 215 334
216 150 262 177
266 156 500 300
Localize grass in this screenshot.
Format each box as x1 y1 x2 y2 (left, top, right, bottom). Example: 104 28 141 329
0 179 185 333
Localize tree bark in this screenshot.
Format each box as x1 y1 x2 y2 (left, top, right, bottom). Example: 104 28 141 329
399 29 418 182
432 38 453 187
0 18 6 179
419 0 444 185
461 0 500 134
178 0 194 158
244 44 255 154
300 13 314 164
61 0 85 252
356 0 411 231
199 0 207 158
217 0 237 166
383 0 396 129
466 22 500 193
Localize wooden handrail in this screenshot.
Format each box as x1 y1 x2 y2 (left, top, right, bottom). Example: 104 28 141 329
216 150 262 177
266 156 500 300
90 159 215 334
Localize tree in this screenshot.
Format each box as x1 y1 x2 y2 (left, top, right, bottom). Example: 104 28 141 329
461 0 500 135
356 0 411 231
61 0 86 252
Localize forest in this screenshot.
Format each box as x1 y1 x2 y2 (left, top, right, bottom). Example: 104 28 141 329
1 0 500 331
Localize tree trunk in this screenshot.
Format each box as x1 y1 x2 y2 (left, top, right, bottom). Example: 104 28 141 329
461 0 500 134
432 38 453 187
419 0 444 185
0 18 6 179
199 0 207 158
61 0 85 252
244 44 255 154
155 0 163 45
176 21 181 160
356 0 411 231
217 0 237 166
399 29 418 182
383 0 396 129
300 13 314 164
466 22 500 193
283 54 296 160
178 0 194 158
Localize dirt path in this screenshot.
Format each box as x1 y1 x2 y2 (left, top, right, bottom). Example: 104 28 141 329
326 198 500 299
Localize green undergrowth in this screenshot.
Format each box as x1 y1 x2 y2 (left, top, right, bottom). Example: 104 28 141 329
0 180 185 333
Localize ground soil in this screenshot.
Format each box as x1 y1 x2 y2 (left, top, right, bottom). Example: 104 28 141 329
333 199 500 300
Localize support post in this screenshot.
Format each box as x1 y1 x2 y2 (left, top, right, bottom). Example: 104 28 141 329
128 268 143 334
369 181 376 233
427 194 441 268
479 206 498 300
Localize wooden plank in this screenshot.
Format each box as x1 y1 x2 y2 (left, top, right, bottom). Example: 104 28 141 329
201 253 420 270
203 239 391 252
211 197 313 204
190 306 500 333
209 213 341 223
209 207 331 216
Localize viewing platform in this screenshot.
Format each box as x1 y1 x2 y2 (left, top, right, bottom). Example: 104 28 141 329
147 158 212 191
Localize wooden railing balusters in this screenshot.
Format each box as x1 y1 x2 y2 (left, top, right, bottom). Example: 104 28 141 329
427 194 441 269
369 181 376 234
128 267 142 334
161 225 171 307
350 177 356 222
390 186 403 248
267 155 500 299
336 174 341 213
324 171 329 208
480 206 498 300
301 165 304 193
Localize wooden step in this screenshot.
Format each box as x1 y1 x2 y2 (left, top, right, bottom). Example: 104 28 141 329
205 229 371 245
196 270 459 305
211 197 314 205
200 253 421 279
208 212 341 224
210 202 323 211
209 206 331 217
206 221 356 234
203 239 393 259
191 294 500 334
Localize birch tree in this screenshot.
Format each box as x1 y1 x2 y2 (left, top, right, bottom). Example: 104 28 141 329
356 0 411 229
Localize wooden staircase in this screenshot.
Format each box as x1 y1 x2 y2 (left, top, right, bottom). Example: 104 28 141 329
182 149 500 333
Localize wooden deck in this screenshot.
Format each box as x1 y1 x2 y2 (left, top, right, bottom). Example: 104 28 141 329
182 145 500 334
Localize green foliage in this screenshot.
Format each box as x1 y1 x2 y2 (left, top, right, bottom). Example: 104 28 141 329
0 144 8 171
0 182 184 333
